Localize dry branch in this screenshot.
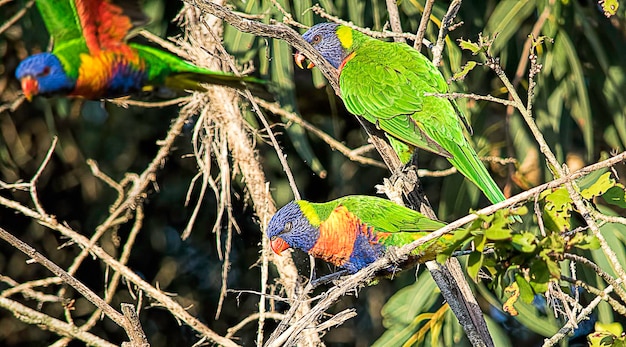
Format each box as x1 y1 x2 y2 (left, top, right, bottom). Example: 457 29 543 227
0 296 115 347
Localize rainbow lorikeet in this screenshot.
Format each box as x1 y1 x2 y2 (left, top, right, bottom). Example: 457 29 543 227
266 195 451 273
294 23 507 205
15 0 269 101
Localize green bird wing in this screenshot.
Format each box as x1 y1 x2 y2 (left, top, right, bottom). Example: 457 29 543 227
333 196 446 233
334 196 452 254
35 0 88 77
36 0 148 78
339 40 454 158
340 39 507 205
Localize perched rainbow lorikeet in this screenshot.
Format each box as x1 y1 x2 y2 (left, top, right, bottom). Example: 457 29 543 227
267 195 451 273
294 23 507 205
15 0 269 101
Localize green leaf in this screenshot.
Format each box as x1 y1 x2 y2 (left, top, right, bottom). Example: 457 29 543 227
597 322 624 336
484 222 513 241
599 0 620 17
543 187 572 231
452 61 477 81
475 233 487 252
467 251 484 281
511 233 537 253
515 274 535 304
458 39 482 54
581 172 615 199
603 185 626 208
570 234 601 250
528 260 551 293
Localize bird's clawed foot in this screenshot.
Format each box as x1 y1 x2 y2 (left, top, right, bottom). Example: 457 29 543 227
385 246 408 271
310 270 349 288
391 164 419 192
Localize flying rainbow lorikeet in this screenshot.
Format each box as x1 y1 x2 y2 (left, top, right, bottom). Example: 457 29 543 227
266 195 451 273
15 0 269 101
294 23 507 205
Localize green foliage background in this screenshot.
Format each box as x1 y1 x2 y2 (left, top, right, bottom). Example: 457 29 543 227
1 0 626 346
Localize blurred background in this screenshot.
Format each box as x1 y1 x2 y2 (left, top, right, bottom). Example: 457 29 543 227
1 0 626 346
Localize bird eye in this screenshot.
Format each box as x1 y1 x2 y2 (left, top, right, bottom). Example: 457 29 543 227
312 34 321 44
40 66 51 77
283 221 292 233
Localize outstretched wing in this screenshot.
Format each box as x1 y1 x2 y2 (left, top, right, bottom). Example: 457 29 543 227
71 0 147 53
36 0 147 78
37 0 146 54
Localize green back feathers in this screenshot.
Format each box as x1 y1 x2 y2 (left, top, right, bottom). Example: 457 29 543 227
299 196 446 233
339 34 454 158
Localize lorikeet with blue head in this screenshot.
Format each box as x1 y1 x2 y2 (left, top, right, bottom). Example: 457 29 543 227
294 23 509 206
15 0 269 101
267 195 451 274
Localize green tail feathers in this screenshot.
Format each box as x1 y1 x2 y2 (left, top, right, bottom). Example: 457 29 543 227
165 71 272 99
449 143 506 205
131 43 272 98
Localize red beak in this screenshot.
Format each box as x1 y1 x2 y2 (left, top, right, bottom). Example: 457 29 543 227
270 237 290 255
294 52 315 69
20 76 38 101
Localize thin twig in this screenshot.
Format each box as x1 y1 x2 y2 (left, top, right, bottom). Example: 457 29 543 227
29 137 58 216
255 98 386 168
310 4 430 44
414 0 435 50
432 0 462 66
0 275 61 303
0 0 34 36
424 92 518 107
561 276 626 316
542 285 612 347
107 96 192 108
562 253 626 304
225 312 284 339
385 0 405 43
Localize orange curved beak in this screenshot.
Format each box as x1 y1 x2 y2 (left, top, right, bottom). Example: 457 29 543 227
294 52 315 69
270 237 290 255
20 76 38 101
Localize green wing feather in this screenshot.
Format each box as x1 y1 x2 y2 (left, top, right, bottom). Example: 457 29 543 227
333 196 450 254
306 196 451 259
340 33 506 204
35 0 87 78
333 196 446 232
